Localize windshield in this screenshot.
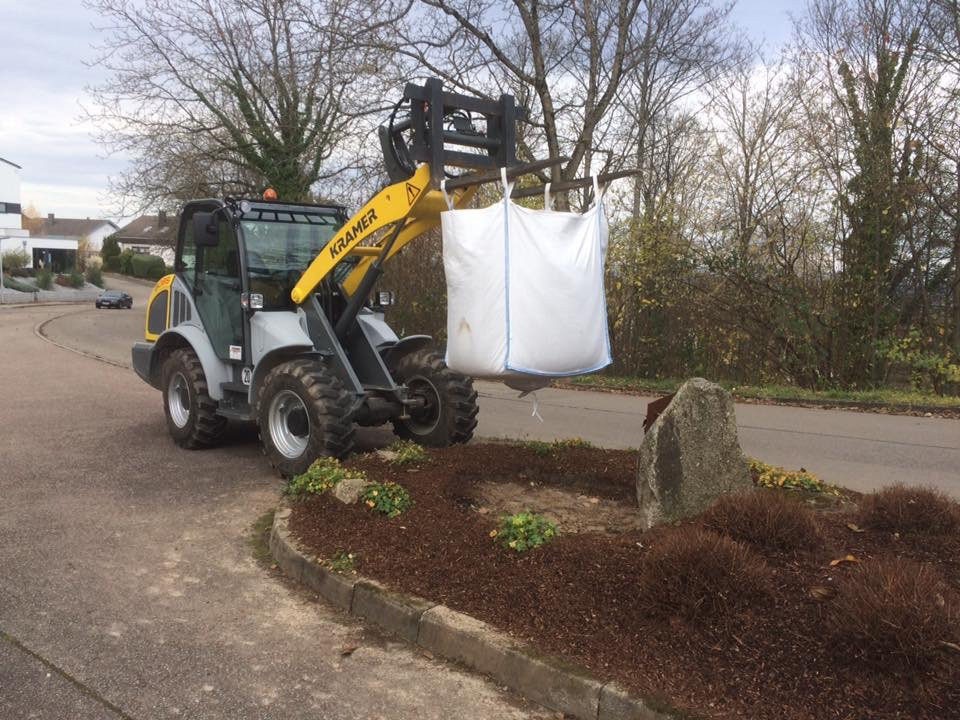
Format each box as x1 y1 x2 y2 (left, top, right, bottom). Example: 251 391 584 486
240 214 342 309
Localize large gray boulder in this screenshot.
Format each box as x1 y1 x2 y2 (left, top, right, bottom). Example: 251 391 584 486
636 378 752 529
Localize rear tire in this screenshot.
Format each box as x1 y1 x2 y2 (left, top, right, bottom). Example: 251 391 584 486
161 348 227 448
257 359 355 478
390 349 478 446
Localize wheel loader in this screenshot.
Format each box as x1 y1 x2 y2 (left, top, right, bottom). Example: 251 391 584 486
131 78 630 476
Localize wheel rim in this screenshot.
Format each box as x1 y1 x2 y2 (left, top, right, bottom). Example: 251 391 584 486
167 372 191 429
269 389 310 459
405 375 441 435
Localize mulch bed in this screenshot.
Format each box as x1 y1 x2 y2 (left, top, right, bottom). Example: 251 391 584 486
288 444 960 720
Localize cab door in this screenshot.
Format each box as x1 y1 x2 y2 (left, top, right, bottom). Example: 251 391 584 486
178 205 246 362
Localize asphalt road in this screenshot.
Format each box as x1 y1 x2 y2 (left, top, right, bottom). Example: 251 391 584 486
1 290 554 719
44 274 960 498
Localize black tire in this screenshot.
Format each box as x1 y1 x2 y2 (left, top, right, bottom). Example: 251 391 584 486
161 348 227 449
390 349 478 446
257 359 355 478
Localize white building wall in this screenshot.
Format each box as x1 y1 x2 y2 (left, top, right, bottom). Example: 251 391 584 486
0 161 22 231
85 224 115 252
1 236 79 269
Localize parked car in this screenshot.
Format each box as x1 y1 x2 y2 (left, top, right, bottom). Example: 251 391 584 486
96 291 133 309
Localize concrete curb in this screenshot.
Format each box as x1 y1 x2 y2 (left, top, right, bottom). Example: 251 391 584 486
270 506 677 720
34 313 132 370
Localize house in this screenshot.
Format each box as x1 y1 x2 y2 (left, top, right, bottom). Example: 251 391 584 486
25 214 119 257
0 157 79 272
115 211 177 265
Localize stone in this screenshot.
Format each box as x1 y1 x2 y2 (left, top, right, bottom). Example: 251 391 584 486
332 477 371 504
636 377 752 529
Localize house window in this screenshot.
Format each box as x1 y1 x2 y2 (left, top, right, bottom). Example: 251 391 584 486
0 202 22 214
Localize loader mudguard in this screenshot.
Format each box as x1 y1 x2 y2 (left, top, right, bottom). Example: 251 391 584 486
141 326 233 401
380 335 434 369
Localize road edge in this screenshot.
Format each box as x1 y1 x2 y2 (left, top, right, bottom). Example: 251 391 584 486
556 380 960 419
34 311 132 370
270 505 677 720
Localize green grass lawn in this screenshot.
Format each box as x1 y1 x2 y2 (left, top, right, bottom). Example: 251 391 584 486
567 375 960 409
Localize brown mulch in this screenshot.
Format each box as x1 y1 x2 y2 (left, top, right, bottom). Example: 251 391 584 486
288 445 960 720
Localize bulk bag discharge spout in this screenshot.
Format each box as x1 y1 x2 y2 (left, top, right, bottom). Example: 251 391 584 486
441 167 612 400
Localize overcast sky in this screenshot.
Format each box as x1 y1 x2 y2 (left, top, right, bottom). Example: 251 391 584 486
0 0 797 222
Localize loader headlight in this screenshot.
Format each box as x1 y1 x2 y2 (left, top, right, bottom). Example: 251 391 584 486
376 290 395 307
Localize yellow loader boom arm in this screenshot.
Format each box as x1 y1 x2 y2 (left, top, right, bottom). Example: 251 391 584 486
291 164 475 304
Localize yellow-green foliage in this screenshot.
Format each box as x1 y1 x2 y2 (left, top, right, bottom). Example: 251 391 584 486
749 458 839 496
491 512 558 552
552 437 594 449
362 482 413 518
286 457 366 497
386 440 427 465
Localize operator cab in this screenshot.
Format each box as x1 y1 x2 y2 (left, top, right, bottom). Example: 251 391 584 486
175 197 350 363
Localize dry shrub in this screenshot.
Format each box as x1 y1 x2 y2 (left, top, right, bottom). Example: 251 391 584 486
701 491 822 552
637 527 771 624
857 485 960 535
825 557 958 670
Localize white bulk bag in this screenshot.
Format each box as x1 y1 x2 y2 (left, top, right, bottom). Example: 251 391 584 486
441 169 612 383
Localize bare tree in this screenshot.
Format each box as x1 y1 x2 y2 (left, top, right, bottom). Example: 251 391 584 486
385 0 648 207
85 0 392 212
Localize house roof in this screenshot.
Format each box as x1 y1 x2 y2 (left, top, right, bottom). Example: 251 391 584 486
115 214 179 246
0 157 21 170
26 216 118 239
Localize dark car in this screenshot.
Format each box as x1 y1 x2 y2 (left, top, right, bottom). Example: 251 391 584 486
96 290 133 309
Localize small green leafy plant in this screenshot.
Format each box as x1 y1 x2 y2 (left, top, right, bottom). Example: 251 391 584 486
387 440 427 465
552 437 594 449
516 437 594 456
286 457 365 497
491 511 558 552
749 458 839 496
362 482 413 518
518 440 554 456
326 550 356 573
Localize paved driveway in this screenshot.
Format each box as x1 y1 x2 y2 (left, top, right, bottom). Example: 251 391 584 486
0 300 552 719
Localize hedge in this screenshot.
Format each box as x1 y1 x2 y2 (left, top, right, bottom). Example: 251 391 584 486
130 253 168 279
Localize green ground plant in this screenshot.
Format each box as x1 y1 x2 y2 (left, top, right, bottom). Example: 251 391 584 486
68 269 85 288
748 459 840 496
516 438 595 456
286 457 365 497
362 482 413 518
516 440 554 456
326 550 356 573
552 437 594 449
491 511 558 552
386 440 427 465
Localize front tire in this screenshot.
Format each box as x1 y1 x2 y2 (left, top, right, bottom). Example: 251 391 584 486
390 349 478 446
257 359 355 478
161 348 227 448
